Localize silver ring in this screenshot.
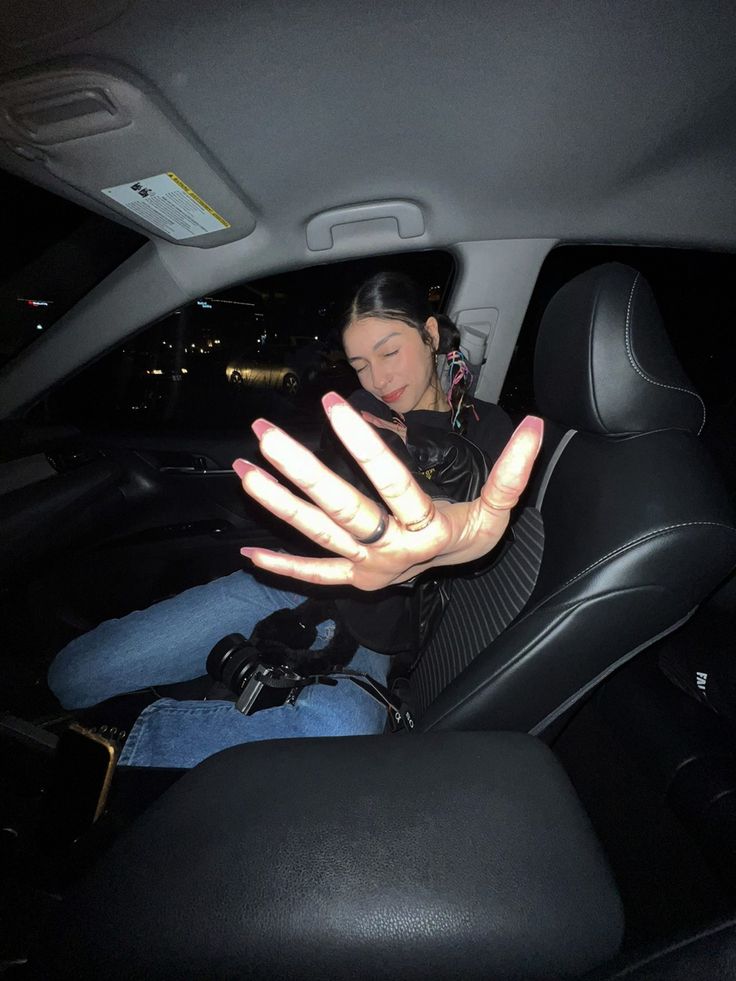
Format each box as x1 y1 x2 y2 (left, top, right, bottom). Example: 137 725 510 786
356 506 389 545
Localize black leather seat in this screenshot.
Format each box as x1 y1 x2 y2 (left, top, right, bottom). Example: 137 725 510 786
412 262 736 737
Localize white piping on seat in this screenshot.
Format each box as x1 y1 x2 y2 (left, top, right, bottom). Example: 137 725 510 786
624 272 707 436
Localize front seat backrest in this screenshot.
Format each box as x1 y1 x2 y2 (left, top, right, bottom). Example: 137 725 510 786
414 262 736 737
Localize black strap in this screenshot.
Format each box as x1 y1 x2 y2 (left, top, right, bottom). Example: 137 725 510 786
206 597 412 729
256 665 415 732
324 670 416 732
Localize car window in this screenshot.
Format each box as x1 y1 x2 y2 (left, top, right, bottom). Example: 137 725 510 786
45 251 454 433
500 245 736 420
0 171 146 368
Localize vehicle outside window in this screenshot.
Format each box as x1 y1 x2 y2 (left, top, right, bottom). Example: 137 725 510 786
225 338 346 397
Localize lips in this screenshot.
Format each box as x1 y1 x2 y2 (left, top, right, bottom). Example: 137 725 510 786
381 386 407 404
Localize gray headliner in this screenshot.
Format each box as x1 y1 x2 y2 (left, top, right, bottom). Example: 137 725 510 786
0 0 735 413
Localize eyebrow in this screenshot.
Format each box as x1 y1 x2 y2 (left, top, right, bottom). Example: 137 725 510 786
347 331 401 363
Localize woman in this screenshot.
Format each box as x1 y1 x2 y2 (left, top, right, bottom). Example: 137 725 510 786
48 273 543 768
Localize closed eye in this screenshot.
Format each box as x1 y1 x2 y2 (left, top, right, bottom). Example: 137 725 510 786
352 348 396 373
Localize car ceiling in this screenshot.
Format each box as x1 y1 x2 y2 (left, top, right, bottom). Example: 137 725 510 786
2 0 734 249
0 0 735 413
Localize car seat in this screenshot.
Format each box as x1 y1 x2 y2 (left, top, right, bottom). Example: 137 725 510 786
411 262 736 738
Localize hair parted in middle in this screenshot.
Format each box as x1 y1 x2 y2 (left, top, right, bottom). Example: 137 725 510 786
345 270 476 432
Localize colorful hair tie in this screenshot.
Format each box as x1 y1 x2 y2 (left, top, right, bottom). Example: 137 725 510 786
445 349 476 429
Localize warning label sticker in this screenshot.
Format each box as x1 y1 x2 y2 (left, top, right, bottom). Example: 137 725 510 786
101 173 231 240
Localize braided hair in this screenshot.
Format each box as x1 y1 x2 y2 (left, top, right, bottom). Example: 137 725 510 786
344 271 476 433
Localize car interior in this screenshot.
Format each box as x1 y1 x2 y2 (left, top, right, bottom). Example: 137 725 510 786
2 1 736 978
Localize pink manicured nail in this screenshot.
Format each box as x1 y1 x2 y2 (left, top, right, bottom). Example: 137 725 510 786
240 547 255 559
251 418 274 440
519 415 544 437
513 416 544 457
232 459 275 482
321 392 348 414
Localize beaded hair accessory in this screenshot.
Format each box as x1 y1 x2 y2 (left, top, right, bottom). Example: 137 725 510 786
445 348 479 430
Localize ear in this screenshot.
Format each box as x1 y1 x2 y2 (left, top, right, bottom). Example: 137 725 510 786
425 316 440 352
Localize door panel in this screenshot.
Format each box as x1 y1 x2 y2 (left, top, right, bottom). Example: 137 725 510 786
9 419 324 636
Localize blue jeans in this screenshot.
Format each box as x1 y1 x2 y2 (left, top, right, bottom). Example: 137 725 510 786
48 571 389 769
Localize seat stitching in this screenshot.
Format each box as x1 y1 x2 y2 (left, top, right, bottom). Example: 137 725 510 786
624 272 707 435
557 520 736 593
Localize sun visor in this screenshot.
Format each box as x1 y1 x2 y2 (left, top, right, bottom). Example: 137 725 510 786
0 62 256 247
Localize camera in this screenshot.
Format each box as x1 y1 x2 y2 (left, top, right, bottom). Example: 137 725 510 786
206 633 305 714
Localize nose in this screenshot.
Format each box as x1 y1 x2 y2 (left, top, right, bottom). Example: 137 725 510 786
371 361 393 392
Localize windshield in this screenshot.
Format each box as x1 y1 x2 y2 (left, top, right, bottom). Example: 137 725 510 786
0 169 146 368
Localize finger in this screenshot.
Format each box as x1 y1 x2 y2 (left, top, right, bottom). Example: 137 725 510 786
361 411 404 433
322 392 434 527
480 416 544 514
250 421 388 542
241 546 358 587
361 411 409 445
232 459 367 560
360 411 394 431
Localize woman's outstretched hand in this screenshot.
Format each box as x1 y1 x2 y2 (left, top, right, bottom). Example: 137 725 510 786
233 392 543 591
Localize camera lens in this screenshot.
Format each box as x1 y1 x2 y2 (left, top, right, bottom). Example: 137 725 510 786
206 633 260 694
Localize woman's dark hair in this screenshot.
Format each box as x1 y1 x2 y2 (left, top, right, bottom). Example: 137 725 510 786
344 271 473 431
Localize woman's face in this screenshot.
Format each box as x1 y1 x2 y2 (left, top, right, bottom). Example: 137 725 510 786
343 316 440 414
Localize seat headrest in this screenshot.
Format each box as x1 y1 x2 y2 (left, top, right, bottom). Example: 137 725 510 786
533 262 705 435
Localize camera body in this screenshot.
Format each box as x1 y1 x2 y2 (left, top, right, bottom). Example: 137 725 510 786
206 633 306 714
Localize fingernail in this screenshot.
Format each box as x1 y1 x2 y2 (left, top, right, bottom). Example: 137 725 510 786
518 415 544 436
240 547 255 559
322 392 348 415
251 418 274 440
514 416 544 456
232 459 275 482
